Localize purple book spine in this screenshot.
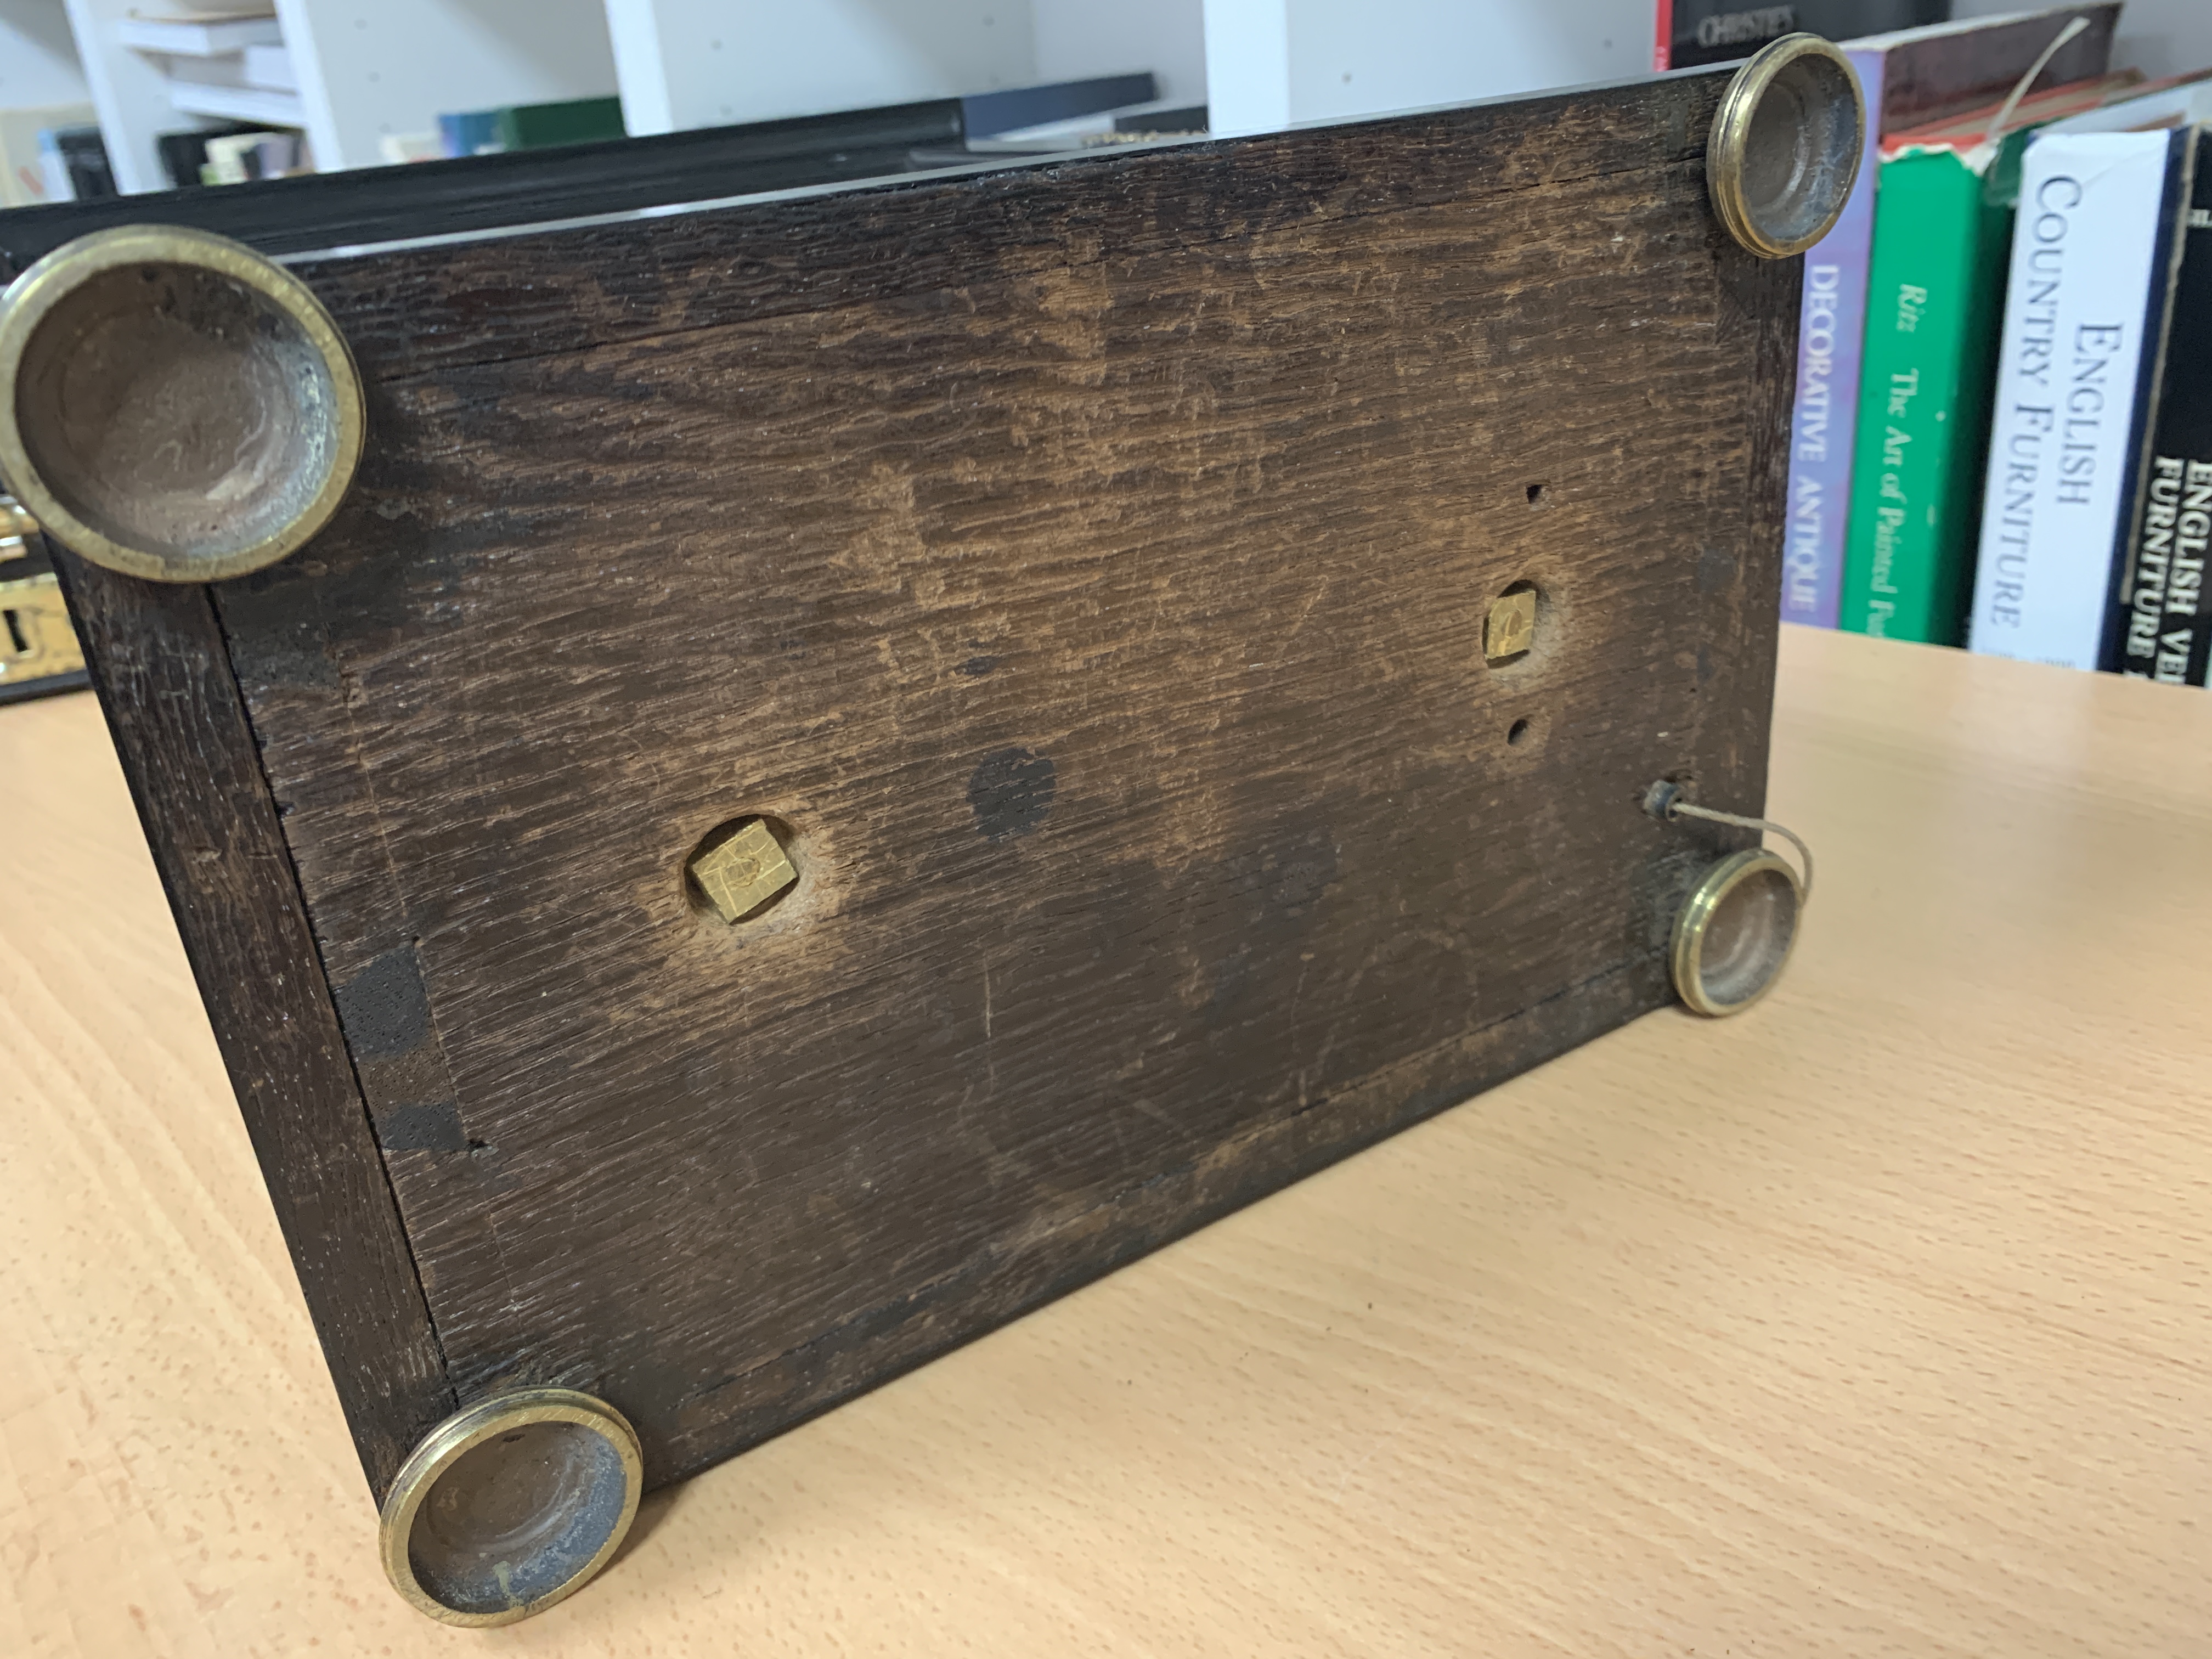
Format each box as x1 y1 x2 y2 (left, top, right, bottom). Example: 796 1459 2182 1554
1780 47 1886 629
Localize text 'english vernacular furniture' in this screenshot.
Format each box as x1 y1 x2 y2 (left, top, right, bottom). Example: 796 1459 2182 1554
0 37 1857 1624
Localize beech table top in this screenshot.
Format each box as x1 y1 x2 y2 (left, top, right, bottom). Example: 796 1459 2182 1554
5 623 2210 1657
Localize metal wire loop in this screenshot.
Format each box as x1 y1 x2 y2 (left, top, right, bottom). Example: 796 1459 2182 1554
1644 780 1814 903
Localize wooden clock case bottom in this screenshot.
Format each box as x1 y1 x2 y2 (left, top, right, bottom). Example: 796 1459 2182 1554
16 48 1832 1618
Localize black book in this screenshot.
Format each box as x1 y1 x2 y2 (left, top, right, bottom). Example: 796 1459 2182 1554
0 74 1160 278
156 122 268 190
48 126 116 201
1657 0 1948 70
2106 127 2212 686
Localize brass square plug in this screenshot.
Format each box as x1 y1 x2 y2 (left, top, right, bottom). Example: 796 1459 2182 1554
1486 589 1537 663
687 819 797 923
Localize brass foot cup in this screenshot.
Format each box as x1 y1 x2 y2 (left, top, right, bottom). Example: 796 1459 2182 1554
379 1388 644 1627
0 225 364 583
1707 34 1865 258
1670 848 1803 1018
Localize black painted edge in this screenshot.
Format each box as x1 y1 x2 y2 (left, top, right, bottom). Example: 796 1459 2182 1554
0 667 88 705
0 97 973 274
48 548 454 1499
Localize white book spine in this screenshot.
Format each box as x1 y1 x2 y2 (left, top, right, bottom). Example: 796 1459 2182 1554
1969 131 2179 669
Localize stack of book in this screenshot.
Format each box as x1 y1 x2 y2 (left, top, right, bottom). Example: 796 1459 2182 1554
0 105 106 207
1783 4 2212 687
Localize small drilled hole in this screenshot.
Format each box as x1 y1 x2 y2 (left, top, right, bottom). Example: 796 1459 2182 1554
1525 483 1547 505
1506 718 1531 746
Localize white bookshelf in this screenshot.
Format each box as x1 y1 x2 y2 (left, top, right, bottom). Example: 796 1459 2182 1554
605 0 1040 136
47 0 1626 201
276 0 615 172
61 0 182 190
1034 0 1205 110
114 12 303 131
22 0 1788 200
64 0 617 193
114 10 278 54
0 0 94 205
24 0 2209 206
167 80 304 128
1200 0 1646 136
0 0 92 110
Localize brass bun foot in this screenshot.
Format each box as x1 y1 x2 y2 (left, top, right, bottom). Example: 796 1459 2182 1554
1670 849 1803 1018
380 1388 644 1627
1707 34 1865 259
0 225 364 583
1645 781 1810 1018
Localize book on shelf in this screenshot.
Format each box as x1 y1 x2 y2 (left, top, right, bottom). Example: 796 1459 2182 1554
2103 126 2212 684
494 98 626 153
36 126 117 203
0 104 98 208
432 76 1167 164
962 73 1159 138
437 98 627 158
1654 0 1946 71
1967 74 2212 670
156 121 279 189
1837 68 2145 644
199 129 306 184
437 109 503 160
1781 3 2121 630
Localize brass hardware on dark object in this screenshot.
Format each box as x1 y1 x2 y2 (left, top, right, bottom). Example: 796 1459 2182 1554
0 225 364 584
1646 780 1811 1017
40 65 1813 1601
1707 35 1864 259
1485 587 1537 663
379 1388 643 1627
686 816 799 923
1 572 84 685
1671 849 1802 1016
0 493 37 555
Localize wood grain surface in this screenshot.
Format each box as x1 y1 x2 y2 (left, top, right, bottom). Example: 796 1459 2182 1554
8 624 2212 1656
166 71 1795 1486
44 556 453 1497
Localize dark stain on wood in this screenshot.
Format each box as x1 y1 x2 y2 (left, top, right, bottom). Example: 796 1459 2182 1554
60 67 1797 1493
332 946 434 1059
968 748 1058 842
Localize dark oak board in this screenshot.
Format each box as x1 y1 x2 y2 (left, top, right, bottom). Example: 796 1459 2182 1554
48 555 454 1493
52 68 1796 1492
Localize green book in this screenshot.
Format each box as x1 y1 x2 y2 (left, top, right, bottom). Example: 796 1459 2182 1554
492 97 627 153
1838 72 2138 644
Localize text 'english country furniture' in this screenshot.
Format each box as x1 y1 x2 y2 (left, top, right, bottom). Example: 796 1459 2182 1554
0 37 1857 1624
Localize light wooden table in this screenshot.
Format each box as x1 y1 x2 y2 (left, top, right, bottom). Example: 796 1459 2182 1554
5 624 2210 1657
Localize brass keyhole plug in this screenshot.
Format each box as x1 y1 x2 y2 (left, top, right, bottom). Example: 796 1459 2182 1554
1485 586 1538 664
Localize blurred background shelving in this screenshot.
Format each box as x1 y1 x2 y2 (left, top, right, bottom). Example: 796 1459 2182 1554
0 0 2205 192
